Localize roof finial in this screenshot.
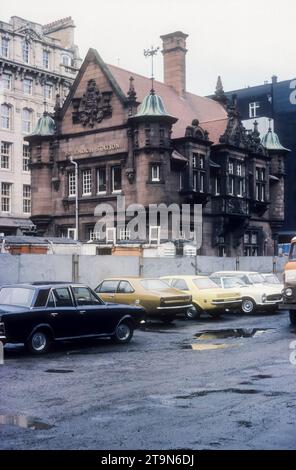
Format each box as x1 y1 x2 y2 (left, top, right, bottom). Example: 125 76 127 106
268 118 272 132
213 76 228 106
144 46 159 94
43 100 48 115
127 76 137 102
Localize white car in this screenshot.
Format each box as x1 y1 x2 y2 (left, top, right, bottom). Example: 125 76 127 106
261 273 283 288
210 271 283 314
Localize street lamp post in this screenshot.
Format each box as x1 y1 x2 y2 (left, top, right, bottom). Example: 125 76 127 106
69 156 79 241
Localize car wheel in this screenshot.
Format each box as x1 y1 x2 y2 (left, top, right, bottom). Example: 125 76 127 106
112 321 134 344
26 330 52 355
289 310 296 326
185 305 201 321
241 298 256 314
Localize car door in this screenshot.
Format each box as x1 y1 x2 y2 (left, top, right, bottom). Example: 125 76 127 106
114 280 136 306
47 287 80 339
96 280 119 303
72 286 121 335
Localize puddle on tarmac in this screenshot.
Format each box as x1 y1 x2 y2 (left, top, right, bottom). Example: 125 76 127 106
0 415 53 430
45 369 74 374
195 328 274 340
183 343 237 351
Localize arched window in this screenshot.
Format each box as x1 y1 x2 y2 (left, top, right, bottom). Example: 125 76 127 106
22 108 33 134
1 104 12 130
22 40 29 63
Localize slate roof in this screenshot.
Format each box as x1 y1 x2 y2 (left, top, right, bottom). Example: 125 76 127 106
108 64 228 144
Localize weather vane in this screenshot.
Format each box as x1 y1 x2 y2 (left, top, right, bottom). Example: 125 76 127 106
144 46 159 93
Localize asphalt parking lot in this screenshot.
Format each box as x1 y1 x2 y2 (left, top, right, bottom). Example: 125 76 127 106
1 310 296 450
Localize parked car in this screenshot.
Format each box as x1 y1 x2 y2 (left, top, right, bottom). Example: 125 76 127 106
160 275 242 319
0 283 145 354
261 273 283 286
210 271 282 313
95 277 192 323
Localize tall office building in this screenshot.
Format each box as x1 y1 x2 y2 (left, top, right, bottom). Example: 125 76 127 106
0 15 81 235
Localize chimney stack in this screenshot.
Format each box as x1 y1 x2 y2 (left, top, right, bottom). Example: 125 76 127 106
160 31 188 97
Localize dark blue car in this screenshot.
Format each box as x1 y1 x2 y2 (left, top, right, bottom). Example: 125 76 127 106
0 283 145 354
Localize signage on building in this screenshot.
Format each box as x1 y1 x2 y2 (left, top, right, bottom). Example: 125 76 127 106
67 143 121 156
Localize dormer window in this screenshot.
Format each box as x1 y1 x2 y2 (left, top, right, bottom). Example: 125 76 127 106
249 101 260 118
62 54 71 66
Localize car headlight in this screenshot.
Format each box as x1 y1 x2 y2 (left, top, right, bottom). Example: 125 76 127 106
285 288 293 297
262 293 267 303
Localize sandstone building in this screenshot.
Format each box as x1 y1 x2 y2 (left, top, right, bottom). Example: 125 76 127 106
26 32 288 256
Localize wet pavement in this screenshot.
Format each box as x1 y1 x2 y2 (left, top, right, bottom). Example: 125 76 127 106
1 310 296 450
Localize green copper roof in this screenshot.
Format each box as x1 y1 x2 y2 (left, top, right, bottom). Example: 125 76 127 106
261 128 290 152
132 91 177 123
31 112 56 136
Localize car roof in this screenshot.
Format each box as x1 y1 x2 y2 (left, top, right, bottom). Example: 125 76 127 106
211 271 258 275
0 282 86 289
160 275 208 279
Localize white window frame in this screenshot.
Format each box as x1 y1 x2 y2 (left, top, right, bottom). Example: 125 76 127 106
62 54 71 66
112 166 122 193
82 169 92 196
229 176 234 196
249 101 260 118
1 182 11 213
149 226 161 245
23 185 31 214
97 167 106 194
43 50 50 69
1 72 12 90
68 171 76 197
151 164 160 182
1 104 11 130
0 141 12 170
43 83 52 100
22 144 30 172
22 41 29 63
67 228 77 240
228 161 234 174
237 178 244 197
214 176 220 196
1 37 9 58
237 163 243 176
22 108 33 134
200 172 205 193
23 78 33 95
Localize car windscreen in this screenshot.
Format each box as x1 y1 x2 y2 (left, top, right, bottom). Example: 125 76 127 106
249 274 265 284
222 277 247 288
0 287 35 307
193 278 218 289
141 279 170 291
263 274 280 284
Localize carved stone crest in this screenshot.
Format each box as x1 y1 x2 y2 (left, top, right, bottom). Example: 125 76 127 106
72 79 113 127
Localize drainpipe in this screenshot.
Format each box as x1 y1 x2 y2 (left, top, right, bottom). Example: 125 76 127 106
69 156 79 241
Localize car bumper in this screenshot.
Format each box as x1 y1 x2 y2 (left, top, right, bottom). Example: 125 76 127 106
257 300 282 307
279 303 296 310
211 300 242 308
156 304 193 311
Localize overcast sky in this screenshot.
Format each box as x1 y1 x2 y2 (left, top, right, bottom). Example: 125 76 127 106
2 0 296 96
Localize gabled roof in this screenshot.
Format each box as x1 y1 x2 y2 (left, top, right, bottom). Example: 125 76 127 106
59 47 228 143
108 63 228 143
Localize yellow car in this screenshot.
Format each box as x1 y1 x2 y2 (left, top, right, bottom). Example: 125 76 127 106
160 275 242 319
95 277 193 323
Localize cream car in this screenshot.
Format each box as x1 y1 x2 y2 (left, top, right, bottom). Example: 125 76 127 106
210 271 282 314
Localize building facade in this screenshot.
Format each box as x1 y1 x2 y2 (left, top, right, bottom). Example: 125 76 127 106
221 76 296 242
27 32 288 256
0 16 81 235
